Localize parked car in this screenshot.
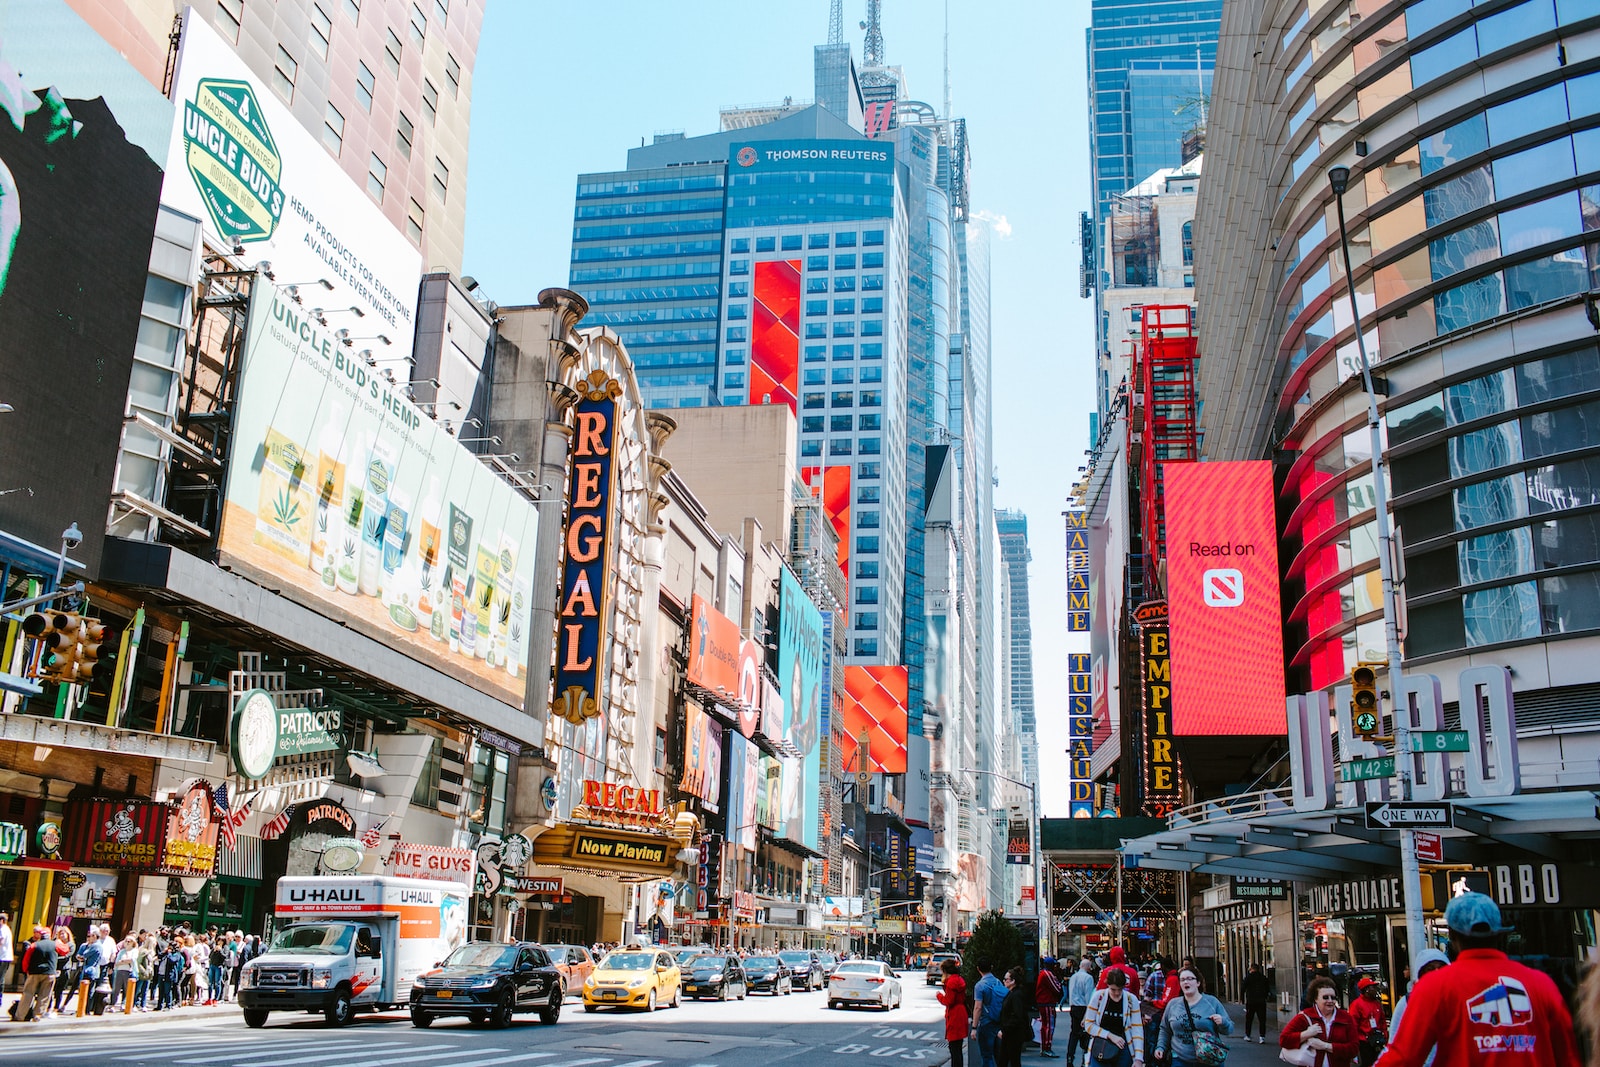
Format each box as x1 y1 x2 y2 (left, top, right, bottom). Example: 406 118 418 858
743 955 794 996
540 944 595 996
409 941 563 1028
816 951 840 979
583 948 682 1012
829 959 903 1010
778 950 823 991
926 952 962 986
683 954 748 1001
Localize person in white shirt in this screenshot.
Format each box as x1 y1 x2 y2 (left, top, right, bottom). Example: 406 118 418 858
0 912 14 1006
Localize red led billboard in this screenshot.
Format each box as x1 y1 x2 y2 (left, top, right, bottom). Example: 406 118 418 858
840 666 908 774
750 259 801 412
801 464 851 573
1164 461 1285 735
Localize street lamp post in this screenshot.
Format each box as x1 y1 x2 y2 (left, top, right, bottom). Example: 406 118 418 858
959 768 1046 942
1326 165 1427 958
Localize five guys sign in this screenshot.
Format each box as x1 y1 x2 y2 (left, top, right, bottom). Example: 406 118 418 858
552 373 623 725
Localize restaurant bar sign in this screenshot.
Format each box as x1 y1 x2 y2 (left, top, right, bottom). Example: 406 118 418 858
1232 876 1289 901
552 373 622 725
230 688 343 779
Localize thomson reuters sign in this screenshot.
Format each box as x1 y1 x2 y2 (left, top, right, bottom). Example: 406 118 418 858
1163 462 1285 735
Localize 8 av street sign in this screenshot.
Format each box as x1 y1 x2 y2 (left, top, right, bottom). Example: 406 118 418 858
1364 801 1453 829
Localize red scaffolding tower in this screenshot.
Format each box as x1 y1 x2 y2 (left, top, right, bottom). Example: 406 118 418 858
1127 305 1199 594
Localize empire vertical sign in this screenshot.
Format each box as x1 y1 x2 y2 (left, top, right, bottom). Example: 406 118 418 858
1139 601 1183 817
552 375 622 724
1069 652 1094 817
1066 511 1090 631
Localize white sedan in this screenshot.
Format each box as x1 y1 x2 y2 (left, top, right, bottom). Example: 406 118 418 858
826 960 903 1010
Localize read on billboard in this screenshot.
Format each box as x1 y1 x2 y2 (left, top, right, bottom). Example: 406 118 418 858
1163 461 1285 735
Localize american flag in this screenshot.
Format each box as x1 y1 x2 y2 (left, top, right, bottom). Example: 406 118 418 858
261 803 296 841
212 784 251 850
360 816 390 849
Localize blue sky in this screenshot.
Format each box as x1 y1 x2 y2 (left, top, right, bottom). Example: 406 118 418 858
462 1 1095 817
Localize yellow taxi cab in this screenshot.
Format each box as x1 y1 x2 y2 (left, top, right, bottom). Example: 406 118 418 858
582 947 682 1012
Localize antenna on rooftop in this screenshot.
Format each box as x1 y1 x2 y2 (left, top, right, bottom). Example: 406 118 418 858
862 0 884 68
828 0 844 45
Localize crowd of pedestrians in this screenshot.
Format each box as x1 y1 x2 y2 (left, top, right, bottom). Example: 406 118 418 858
0 913 264 1023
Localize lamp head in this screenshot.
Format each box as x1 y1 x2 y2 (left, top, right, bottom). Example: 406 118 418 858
1327 165 1351 196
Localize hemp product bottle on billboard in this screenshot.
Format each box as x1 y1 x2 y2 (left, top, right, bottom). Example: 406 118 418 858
382 487 414 630
358 437 396 596
508 575 530 679
486 532 517 669
336 432 366 596
446 501 474 653
309 404 347 581
416 476 443 634
254 426 313 565
470 538 501 661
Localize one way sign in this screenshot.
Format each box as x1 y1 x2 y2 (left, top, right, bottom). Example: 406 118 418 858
1364 801 1453 829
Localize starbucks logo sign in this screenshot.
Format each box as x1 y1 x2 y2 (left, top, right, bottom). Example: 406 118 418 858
183 77 284 245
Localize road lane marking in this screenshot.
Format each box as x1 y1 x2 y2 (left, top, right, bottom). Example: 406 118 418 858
314 1048 490 1067
608 1060 663 1067
174 1041 418 1065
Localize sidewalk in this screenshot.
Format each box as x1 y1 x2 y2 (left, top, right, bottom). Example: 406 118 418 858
1042 1003 1286 1067
0 993 238 1031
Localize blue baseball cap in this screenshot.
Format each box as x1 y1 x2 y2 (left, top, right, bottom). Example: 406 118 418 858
1445 892 1508 936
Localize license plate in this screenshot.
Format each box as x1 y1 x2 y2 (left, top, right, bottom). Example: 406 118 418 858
603 990 619 999
435 990 452 998
685 985 697 992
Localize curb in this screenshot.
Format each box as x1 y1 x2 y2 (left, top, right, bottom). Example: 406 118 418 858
1 995 239 1030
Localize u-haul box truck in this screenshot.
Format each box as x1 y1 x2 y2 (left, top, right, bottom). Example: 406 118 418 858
237 875 468 1027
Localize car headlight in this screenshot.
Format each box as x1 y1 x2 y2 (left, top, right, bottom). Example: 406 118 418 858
584 976 596 988
707 975 722 984
240 968 257 990
311 969 333 990
628 978 646 988
471 978 498 989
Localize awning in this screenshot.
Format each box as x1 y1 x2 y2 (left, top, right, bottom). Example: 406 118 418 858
1120 788 1600 882
530 822 681 878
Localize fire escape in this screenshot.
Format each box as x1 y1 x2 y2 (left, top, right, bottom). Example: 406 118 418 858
1127 305 1199 598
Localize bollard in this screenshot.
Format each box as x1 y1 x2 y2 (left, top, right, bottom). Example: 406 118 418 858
125 976 136 1013
76 979 89 1017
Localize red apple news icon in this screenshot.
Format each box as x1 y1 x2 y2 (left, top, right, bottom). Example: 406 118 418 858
1203 568 1245 607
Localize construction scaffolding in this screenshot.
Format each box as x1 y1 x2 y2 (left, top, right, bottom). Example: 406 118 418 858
1128 305 1199 593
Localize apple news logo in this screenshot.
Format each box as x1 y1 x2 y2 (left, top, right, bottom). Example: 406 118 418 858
1203 568 1245 607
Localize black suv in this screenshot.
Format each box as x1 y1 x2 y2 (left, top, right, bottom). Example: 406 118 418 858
778 950 823 990
410 941 563 1028
683 954 748 1001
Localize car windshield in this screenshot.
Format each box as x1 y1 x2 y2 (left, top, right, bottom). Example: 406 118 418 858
601 952 656 971
543 946 570 963
838 962 883 975
443 944 516 969
695 956 728 968
268 924 353 956
779 952 811 963
746 957 779 968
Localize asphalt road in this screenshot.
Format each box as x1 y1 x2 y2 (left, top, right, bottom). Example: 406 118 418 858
0 971 956 1067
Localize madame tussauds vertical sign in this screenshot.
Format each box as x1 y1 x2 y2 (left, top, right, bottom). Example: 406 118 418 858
552 373 622 724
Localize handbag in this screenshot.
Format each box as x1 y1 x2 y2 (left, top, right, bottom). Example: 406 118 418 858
1279 1012 1318 1065
1184 1000 1229 1066
1089 1036 1121 1062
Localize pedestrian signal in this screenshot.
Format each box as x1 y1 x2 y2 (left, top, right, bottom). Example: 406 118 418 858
1351 663 1381 737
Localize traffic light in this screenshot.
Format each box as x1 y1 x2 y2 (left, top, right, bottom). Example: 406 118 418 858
23 610 84 682
1351 662 1381 737
77 617 117 683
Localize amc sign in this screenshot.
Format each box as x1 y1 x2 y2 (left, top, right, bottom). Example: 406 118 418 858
552 374 623 725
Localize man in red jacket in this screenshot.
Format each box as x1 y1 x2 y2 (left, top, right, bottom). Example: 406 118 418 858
1096 946 1138 991
1376 893 1579 1066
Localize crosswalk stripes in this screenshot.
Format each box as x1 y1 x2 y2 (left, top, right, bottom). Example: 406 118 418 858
169 1040 402 1064
3 1039 687 1067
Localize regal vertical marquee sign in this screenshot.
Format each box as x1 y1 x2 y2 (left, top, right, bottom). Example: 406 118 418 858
552 374 623 724
1066 511 1090 632
1138 601 1183 817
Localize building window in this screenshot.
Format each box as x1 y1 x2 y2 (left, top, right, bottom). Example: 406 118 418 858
725 326 747 342
834 254 856 270
808 255 829 271
724 373 745 389
834 276 856 292
757 236 777 252
356 61 375 111
861 319 883 336
729 281 750 298
859 389 881 407
832 366 854 384
406 198 424 245
395 112 415 159
343 0 360 22
862 252 884 268
832 390 854 408
856 585 879 603
1182 220 1194 265
782 234 803 251
384 28 403 76
830 414 853 432
857 560 879 578
409 2 427 45
432 156 449 201
730 238 751 253
422 78 439 124
833 298 856 315
853 638 879 656
725 348 747 365
835 231 857 247
801 439 822 457
322 102 345 155
804 368 826 386
215 0 243 42
807 277 829 293
862 297 883 314
861 364 883 382
806 299 828 317
802 416 824 433
856 536 880 554
804 344 827 362
728 303 749 320
805 323 827 339
435 0 449 25
833 344 854 360
859 413 880 430
803 393 825 410
864 229 884 246
863 274 884 291
445 51 461 96
855 612 879 630
858 461 880 479
829 439 852 456
862 343 883 360
1184 274 1194 288
858 510 880 528
858 486 880 503
859 437 881 455
367 153 387 202
833 321 855 338
810 233 830 249
310 4 332 59
270 45 299 99
654 727 666 773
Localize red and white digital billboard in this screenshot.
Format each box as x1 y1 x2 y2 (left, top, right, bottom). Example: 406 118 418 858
750 260 801 412
1164 461 1285 735
801 464 851 573
839 666 908 774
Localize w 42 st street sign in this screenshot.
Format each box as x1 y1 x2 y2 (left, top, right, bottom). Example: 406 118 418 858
1364 801 1454 829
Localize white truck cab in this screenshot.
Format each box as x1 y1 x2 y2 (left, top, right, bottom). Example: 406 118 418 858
238 875 468 1027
